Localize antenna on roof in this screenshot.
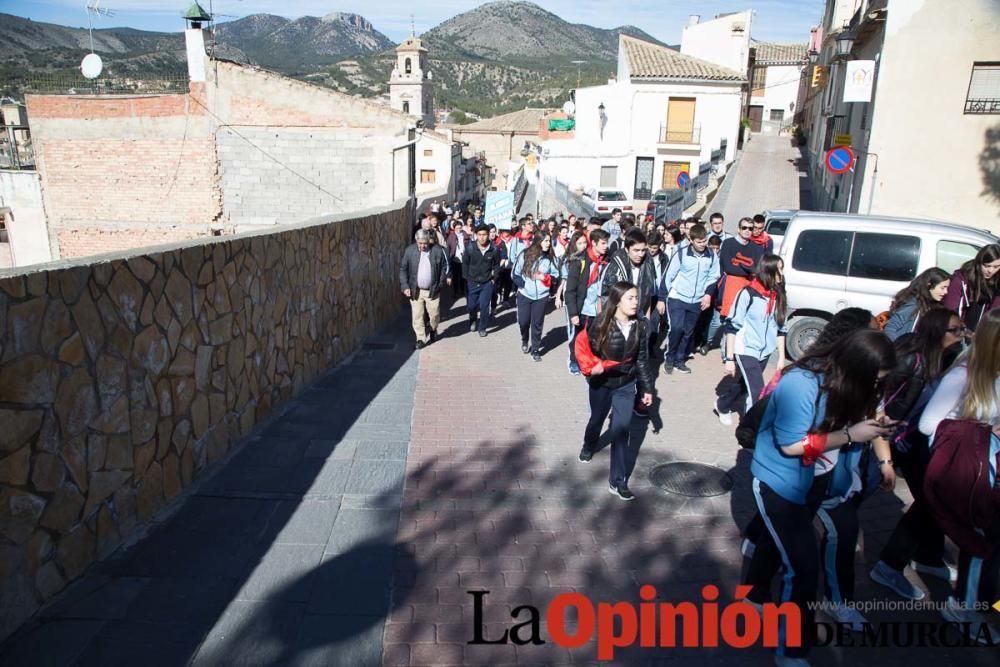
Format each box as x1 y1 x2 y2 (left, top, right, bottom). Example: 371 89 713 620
83 1 114 79
410 14 415 38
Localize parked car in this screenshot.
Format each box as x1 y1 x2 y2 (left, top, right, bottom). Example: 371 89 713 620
763 208 795 249
645 189 672 216
780 212 999 358
584 189 633 220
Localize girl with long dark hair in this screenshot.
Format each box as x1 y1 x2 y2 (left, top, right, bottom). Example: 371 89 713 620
883 267 951 341
869 307 968 601
556 231 591 375
744 328 897 663
574 282 654 500
942 243 1000 332
716 254 787 424
513 233 559 361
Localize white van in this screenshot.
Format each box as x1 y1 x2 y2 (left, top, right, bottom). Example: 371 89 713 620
779 212 999 358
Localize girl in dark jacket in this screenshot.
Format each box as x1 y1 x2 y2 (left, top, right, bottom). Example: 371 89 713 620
942 243 1000 332
870 307 969 600
574 281 654 500
883 267 951 341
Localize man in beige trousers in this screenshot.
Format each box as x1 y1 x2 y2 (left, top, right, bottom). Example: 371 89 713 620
399 229 450 349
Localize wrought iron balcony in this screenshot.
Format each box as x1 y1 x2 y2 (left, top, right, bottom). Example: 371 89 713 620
658 124 701 145
964 98 1000 114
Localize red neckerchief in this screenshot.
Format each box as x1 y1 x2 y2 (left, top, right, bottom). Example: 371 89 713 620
750 231 772 248
586 243 608 287
495 231 512 247
556 236 569 249
748 277 777 315
516 230 533 243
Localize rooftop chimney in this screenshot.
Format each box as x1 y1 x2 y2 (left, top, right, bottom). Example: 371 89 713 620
688 15 700 26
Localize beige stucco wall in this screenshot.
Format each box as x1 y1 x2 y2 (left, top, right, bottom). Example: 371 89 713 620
859 0 1000 233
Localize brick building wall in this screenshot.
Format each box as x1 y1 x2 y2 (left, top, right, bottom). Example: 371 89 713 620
26 91 221 260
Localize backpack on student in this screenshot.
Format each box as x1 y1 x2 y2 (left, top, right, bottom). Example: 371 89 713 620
735 394 770 449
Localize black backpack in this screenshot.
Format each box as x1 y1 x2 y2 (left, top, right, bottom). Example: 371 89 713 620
735 394 770 449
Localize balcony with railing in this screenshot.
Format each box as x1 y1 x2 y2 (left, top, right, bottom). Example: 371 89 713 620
658 124 701 146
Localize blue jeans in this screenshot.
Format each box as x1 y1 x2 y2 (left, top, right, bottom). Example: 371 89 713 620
467 280 494 333
584 381 636 488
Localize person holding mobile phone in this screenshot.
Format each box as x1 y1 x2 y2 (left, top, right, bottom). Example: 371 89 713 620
742 328 896 665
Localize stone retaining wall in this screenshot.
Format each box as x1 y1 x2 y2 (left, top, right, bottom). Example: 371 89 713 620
0 201 411 639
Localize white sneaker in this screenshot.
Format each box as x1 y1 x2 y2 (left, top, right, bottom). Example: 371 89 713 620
714 399 734 426
774 656 811 667
823 600 868 632
910 560 958 583
940 597 1000 645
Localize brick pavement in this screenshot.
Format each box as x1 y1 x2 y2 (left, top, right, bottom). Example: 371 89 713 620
711 135 813 229
386 297 996 666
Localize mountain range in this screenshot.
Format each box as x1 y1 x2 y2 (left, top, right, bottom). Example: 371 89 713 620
1 1 668 118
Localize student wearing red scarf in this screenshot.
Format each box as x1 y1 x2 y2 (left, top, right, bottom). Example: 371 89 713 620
715 254 788 425
564 229 611 373
750 214 774 253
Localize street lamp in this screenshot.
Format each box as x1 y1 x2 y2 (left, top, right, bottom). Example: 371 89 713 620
807 49 819 64
834 28 856 59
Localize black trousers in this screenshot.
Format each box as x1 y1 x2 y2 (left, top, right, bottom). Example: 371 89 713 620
467 280 494 333
878 436 946 571
516 293 547 354
747 478 819 659
493 267 513 306
816 495 864 603
718 354 770 415
956 550 1000 609
583 381 635 488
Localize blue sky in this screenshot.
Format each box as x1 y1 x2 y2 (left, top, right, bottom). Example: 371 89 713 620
3 0 823 44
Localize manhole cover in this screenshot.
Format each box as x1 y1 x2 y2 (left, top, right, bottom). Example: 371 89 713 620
362 342 396 351
649 462 733 497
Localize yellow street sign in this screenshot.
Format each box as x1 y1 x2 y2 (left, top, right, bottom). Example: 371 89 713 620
834 134 852 146
993 599 1000 613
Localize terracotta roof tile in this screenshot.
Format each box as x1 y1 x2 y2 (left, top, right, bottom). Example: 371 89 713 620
457 108 553 133
753 42 808 65
621 35 745 82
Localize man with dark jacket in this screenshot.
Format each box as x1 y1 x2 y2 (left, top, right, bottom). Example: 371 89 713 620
463 224 501 337
400 229 450 349
565 228 610 371
602 228 656 317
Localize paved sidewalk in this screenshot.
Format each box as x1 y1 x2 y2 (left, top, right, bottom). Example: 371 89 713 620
385 298 995 666
712 134 813 226
0 316 418 667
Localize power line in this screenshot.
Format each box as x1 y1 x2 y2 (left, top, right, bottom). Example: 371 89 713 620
187 94 343 203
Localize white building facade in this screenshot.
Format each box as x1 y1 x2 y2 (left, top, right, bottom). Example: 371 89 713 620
806 0 1000 233
748 43 808 134
542 35 744 206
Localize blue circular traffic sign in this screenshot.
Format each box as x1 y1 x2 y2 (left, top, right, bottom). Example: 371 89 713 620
824 146 855 175
676 171 690 188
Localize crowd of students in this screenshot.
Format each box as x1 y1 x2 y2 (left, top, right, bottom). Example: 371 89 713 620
400 204 1000 666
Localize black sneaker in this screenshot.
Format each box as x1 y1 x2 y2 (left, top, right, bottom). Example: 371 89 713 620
578 448 593 463
469 320 477 332
675 362 692 374
478 330 488 338
521 342 530 354
414 340 426 350
697 344 710 356
663 360 674 375
429 331 437 344
531 353 542 362
609 484 635 501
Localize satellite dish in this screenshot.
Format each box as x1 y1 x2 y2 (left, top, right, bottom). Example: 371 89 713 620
562 100 575 116
81 53 103 79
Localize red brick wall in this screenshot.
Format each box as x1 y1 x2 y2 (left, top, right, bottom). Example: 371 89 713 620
26 93 221 260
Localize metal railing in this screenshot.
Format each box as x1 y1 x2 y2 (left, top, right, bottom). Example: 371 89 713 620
543 175 596 218
0 141 34 170
21 72 191 95
693 162 712 192
658 124 701 144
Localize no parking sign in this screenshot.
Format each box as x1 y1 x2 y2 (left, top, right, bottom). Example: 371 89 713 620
824 146 855 174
